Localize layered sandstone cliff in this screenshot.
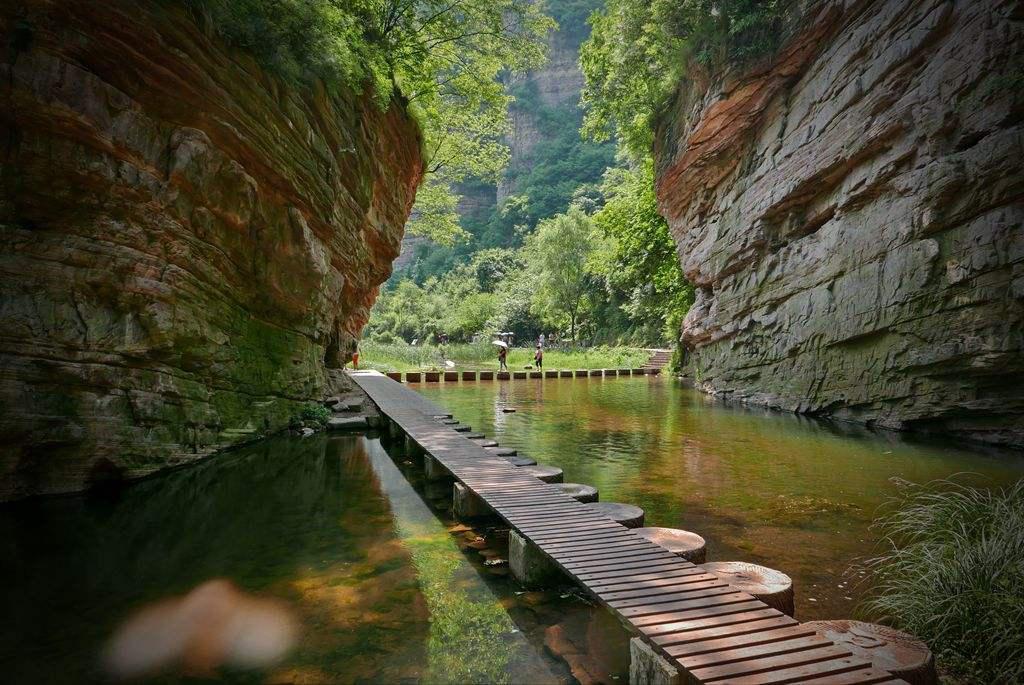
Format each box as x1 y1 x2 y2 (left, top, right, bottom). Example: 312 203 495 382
656 0 1024 446
0 0 422 499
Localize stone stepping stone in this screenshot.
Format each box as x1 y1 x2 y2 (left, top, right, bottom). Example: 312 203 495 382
501 408 516 413
465 433 486 440
327 416 368 431
804 620 937 685
700 561 794 616
585 502 644 528
440 418 459 425
503 455 536 467
633 527 706 563
480 440 499 447
453 425 472 432
554 483 598 503
484 447 517 456
518 465 563 483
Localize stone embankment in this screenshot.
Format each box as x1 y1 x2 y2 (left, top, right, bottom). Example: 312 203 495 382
655 0 1024 446
0 0 422 500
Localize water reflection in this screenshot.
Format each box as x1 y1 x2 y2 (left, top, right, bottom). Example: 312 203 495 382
419 376 1024 620
0 434 607 684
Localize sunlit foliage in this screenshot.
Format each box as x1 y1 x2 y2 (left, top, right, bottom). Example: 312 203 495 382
592 158 692 342
580 0 794 156
186 0 555 243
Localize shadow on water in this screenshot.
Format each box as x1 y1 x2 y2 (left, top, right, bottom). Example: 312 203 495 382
0 432 624 684
419 376 1024 621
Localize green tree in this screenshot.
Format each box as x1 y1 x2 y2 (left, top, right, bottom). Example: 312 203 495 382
592 158 693 343
188 0 555 244
580 0 794 156
525 207 602 340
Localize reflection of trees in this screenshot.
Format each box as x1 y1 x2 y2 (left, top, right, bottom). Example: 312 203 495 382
362 440 518 684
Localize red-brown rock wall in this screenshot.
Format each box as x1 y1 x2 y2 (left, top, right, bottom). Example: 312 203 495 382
0 0 423 499
655 0 1024 446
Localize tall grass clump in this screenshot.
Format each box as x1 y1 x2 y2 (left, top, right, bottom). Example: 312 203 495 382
862 477 1024 683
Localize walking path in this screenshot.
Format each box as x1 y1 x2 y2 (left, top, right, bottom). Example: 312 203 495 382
350 371 907 685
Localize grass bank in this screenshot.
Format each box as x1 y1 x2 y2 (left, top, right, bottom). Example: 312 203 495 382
358 342 650 373
861 477 1024 683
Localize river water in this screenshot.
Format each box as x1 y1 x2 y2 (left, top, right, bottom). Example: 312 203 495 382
418 376 1024 620
2 376 1021 683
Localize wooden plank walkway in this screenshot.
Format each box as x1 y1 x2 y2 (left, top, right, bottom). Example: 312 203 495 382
350 371 907 685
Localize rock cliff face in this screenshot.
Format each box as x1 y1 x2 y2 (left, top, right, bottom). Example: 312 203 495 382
655 0 1024 446
0 0 423 499
498 30 586 203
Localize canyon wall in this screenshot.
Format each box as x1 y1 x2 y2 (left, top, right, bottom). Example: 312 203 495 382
0 0 423 499
656 0 1024 446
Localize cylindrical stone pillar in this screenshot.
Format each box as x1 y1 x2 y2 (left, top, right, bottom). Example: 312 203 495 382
700 561 794 616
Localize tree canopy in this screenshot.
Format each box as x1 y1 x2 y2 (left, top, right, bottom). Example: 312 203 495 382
188 0 555 244
580 0 793 156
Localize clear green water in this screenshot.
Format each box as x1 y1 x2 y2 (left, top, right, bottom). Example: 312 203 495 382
419 376 1024 620
5 379 1021 684
0 435 620 684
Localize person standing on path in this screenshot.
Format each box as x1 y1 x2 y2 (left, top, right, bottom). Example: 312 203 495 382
498 345 508 371
534 344 543 370
351 346 359 370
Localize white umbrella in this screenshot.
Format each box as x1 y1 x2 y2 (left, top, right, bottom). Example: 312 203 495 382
445 360 455 368
491 340 508 348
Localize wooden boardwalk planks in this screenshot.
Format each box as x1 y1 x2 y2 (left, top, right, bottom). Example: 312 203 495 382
349 371 906 685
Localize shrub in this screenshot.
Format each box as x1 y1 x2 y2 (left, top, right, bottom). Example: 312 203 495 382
299 403 331 427
861 478 1024 683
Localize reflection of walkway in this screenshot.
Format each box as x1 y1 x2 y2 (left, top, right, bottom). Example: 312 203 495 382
352 371 908 685
362 438 560 684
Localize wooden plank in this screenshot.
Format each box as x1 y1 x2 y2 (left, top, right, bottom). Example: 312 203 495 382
653 616 799 648
587 566 707 590
640 608 786 638
629 599 765 627
549 546 662 563
614 588 751 613
793 670 903 685
598 580 729 603
677 634 835 671
567 556 686 576
558 547 678 564
715 657 874 685
689 644 852 682
664 625 818 659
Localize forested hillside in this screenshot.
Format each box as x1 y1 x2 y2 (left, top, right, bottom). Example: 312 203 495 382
368 0 691 347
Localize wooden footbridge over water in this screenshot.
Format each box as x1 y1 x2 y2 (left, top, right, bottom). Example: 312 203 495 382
350 371 919 685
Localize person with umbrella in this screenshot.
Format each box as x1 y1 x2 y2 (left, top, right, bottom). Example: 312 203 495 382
493 339 508 371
